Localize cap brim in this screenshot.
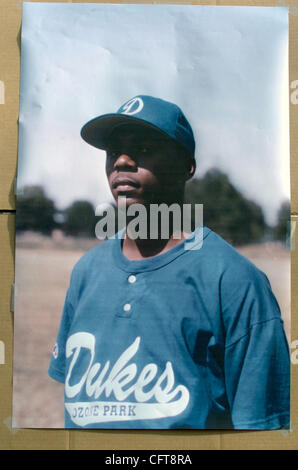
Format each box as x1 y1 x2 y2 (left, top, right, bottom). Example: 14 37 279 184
80 113 165 150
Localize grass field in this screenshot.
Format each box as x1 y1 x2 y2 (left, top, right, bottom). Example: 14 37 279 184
12 233 291 428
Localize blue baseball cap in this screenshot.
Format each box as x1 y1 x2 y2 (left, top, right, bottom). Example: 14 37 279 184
80 95 196 158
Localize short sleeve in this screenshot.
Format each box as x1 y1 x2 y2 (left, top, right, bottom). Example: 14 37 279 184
224 317 290 429
48 289 73 383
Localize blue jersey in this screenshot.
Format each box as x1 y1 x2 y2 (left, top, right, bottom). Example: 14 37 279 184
48 227 290 429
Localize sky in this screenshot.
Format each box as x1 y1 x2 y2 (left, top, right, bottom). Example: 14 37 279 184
17 3 290 225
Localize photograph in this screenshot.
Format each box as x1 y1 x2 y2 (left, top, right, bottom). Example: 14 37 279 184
13 3 290 430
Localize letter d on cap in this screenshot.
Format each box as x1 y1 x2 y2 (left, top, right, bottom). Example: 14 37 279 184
121 97 144 115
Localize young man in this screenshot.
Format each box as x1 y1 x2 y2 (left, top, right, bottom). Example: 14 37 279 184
48 95 290 429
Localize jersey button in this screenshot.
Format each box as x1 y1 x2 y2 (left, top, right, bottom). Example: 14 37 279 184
123 303 131 312
128 275 136 284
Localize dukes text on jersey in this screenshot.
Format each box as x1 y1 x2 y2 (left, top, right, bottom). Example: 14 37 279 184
64 333 190 426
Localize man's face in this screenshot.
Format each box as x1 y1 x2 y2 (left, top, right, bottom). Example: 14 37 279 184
105 124 192 207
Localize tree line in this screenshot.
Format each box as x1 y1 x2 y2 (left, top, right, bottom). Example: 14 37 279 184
16 169 290 246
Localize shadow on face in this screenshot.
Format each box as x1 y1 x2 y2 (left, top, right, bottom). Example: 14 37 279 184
105 123 196 204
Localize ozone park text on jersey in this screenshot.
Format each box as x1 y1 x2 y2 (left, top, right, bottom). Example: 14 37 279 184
64 334 189 426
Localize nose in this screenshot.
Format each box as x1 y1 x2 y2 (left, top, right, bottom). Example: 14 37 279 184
114 152 137 171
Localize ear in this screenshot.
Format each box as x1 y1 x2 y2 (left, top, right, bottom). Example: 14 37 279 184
185 157 196 181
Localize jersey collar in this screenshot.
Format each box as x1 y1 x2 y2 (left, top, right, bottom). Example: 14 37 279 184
112 226 211 273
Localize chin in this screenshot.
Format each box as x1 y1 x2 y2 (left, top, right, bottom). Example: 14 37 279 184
115 195 142 209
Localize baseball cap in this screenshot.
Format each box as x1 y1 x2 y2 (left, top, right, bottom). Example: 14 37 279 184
80 95 195 158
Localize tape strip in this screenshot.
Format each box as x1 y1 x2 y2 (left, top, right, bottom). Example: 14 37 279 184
15 0 22 10
2 417 20 435
0 340 4 365
0 81 4 105
288 219 296 251
280 422 295 437
276 0 298 16
10 284 14 313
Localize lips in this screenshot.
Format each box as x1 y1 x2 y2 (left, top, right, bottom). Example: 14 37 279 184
112 177 140 190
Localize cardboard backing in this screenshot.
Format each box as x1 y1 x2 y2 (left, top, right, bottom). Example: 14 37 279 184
0 0 297 450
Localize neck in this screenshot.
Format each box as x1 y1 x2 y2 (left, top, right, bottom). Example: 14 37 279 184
122 194 189 260
122 232 188 260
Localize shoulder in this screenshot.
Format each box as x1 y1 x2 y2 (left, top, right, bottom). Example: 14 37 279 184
72 237 114 274
67 236 117 300
202 229 282 337
197 227 268 283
